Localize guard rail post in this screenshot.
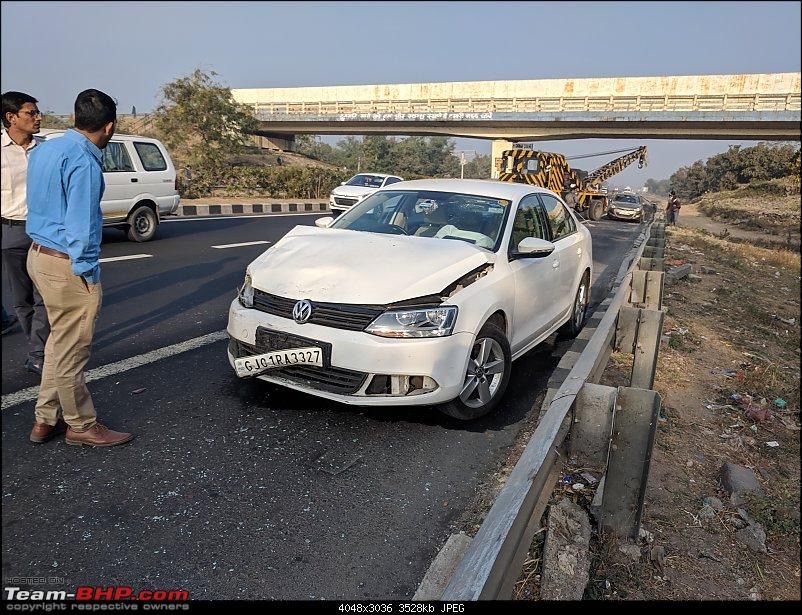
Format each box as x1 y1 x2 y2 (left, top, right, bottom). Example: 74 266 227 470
598 221 666 539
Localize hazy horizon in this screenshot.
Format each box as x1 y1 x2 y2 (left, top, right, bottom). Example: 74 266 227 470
2 1 799 183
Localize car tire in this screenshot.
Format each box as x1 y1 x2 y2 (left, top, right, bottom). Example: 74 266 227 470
439 323 512 421
126 205 157 242
589 200 604 221
559 272 590 339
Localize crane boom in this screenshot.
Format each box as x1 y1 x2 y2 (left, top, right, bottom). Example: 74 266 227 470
585 146 648 186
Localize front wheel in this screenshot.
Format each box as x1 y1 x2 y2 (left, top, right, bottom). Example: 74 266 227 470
559 272 590 339
439 323 512 421
126 205 158 242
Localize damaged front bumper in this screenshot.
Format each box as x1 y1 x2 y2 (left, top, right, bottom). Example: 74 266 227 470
227 298 474 406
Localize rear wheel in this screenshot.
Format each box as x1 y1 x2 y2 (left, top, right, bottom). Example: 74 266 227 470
559 272 590 339
127 205 157 242
589 200 604 221
439 323 512 421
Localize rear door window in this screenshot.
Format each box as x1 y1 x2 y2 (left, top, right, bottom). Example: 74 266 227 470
133 142 167 171
102 142 135 172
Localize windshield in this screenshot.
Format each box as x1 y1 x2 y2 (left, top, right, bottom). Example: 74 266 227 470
345 174 386 188
331 190 512 251
614 194 639 204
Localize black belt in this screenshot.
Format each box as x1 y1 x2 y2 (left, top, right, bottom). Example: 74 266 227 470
1 217 25 226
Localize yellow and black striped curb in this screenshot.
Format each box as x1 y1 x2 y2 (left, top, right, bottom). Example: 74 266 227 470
175 201 329 217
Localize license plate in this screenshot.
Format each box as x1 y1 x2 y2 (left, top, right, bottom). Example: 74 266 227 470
234 347 323 378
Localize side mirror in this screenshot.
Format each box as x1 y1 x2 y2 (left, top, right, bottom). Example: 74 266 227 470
513 237 555 258
315 216 334 228
340 181 346 186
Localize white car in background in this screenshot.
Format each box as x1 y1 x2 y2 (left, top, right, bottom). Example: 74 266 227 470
228 179 592 420
329 173 404 214
39 129 179 242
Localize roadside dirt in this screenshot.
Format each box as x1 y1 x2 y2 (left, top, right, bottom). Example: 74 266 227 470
590 207 801 600
678 178 801 252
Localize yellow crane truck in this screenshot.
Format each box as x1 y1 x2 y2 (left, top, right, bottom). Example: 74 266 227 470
497 146 648 220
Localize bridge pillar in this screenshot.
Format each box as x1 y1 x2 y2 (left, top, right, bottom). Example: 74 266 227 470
252 133 296 152
490 140 514 179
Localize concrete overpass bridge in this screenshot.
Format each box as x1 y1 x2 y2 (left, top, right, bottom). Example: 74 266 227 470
233 73 800 176
233 72 800 145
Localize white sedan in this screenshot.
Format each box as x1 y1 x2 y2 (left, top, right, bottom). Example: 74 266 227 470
228 179 592 420
329 173 404 214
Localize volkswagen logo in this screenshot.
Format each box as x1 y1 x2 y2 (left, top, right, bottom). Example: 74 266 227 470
292 299 313 324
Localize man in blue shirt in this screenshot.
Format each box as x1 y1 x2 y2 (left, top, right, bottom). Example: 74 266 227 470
26 89 133 447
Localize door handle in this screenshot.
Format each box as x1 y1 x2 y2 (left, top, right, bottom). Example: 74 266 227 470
130 178 138 183
577 247 583 255
552 260 560 269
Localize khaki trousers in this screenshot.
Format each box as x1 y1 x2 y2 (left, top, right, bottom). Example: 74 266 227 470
27 247 102 429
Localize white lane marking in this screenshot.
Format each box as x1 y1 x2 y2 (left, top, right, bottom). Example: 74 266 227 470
99 254 153 263
211 241 271 249
162 213 324 222
1 330 228 411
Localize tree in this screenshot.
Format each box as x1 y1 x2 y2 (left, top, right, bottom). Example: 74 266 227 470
461 154 492 179
644 178 670 196
152 69 258 195
40 111 71 130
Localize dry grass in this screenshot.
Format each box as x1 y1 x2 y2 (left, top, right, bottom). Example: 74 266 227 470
670 226 801 272
589 216 800 600
695 177 801 240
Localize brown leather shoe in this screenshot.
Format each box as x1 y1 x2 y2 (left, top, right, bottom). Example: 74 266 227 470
65 423 134 448
29 419 67 443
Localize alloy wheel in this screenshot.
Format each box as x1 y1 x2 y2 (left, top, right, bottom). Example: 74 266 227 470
573 280 588 329
459 337 505 408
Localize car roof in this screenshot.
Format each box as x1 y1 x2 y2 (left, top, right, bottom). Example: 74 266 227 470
353 172 401 179
383 178 557 200
37 128 162 143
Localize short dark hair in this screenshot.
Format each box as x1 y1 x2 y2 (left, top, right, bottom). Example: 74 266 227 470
74 89 117 132
2 91 38 128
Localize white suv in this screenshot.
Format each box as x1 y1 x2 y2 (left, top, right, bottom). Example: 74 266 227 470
329 173 404 214
39 130 180 242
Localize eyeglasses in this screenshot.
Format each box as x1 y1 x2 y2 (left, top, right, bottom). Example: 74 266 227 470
19 110 43 118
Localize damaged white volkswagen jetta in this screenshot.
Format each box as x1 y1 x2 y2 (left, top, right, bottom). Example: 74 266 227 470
227 179 592 420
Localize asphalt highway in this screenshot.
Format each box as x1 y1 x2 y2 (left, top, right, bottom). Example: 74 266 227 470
1 213 642 599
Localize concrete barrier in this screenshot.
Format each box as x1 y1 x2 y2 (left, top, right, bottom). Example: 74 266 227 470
174 201 329 217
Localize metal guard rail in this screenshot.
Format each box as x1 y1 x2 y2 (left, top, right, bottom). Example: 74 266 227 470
440 216 665 600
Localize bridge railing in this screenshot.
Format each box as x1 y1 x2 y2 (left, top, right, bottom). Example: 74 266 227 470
249 93 801 117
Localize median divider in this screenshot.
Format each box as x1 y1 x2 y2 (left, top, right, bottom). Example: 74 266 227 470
428 214 667 600
174 200 329 217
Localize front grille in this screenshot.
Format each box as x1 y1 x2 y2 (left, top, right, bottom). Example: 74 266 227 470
334 197 358 206
253 290 384 331
229 331 368 395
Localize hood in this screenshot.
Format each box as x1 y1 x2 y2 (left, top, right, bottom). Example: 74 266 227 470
249 226 495 304
611 201 642 210
331 185 377 198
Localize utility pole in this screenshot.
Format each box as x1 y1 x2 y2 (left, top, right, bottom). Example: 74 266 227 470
454 149 478 179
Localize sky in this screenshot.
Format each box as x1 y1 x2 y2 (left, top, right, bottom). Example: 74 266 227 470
2 1 800 184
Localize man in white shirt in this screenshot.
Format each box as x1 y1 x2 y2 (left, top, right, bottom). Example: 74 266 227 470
2 91 50 377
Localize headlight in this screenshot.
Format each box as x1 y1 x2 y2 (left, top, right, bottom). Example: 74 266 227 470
365 306 458 338
239 272 254 308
